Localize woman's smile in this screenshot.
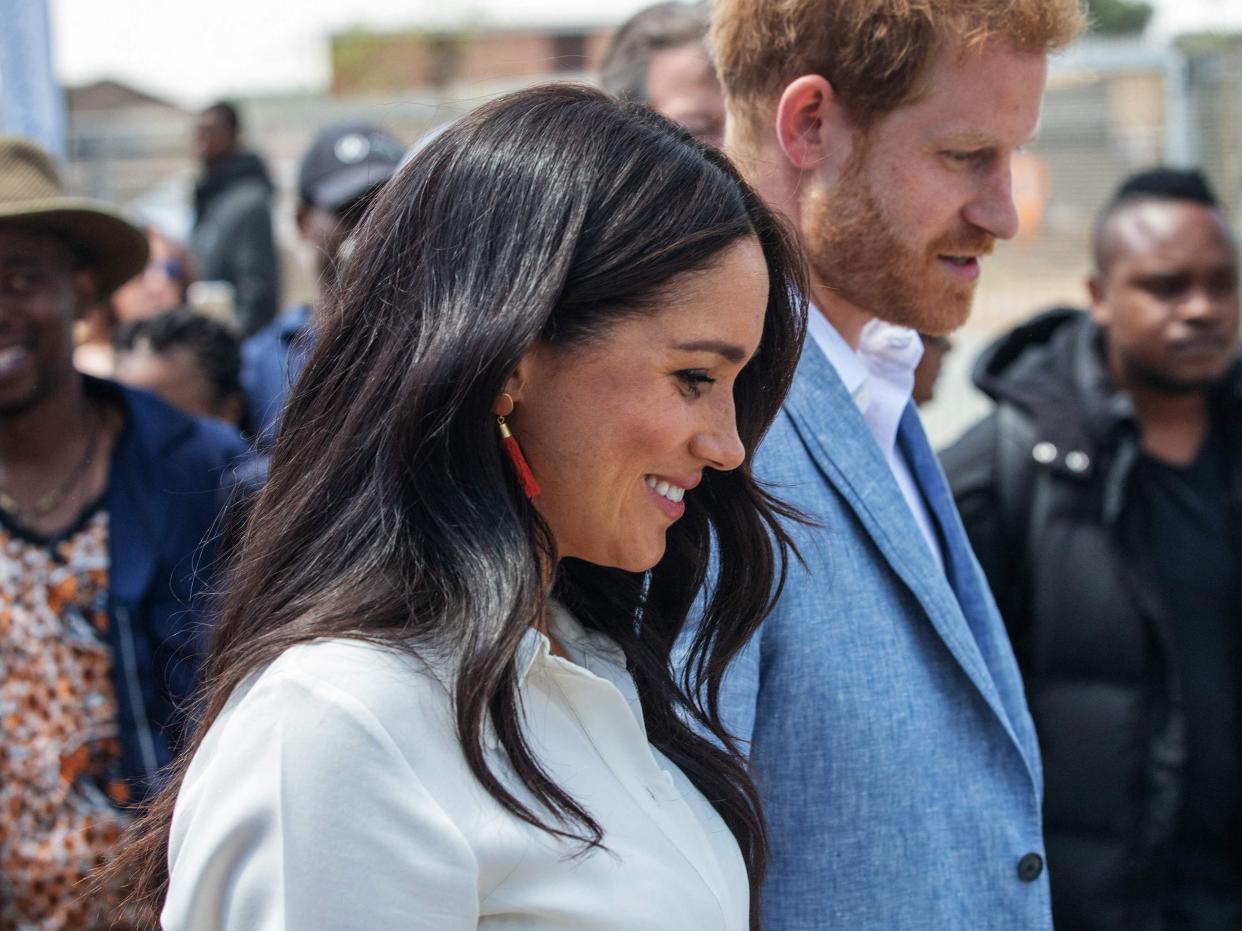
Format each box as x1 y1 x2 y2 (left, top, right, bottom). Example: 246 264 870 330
645 473 694 520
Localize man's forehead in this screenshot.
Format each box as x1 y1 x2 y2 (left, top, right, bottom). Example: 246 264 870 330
196 111 231 135
1117 201 1233 250
890 35 1047 141
646 43 717 100
0 225 74 262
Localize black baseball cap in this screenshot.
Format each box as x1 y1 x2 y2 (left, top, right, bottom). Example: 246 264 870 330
298 121 405 212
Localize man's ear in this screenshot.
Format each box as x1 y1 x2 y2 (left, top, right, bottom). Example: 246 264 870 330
775 75 852 172
71 268 101 322
1087 273 1111 326
295 204 312 242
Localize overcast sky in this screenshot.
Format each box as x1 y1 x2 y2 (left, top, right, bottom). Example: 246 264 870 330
50 0 1242 108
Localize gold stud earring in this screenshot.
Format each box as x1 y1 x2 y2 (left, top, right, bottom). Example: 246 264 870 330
496 392 540 498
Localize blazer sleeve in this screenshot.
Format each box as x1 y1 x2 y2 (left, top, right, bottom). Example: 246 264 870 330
714 627 762 756
162 671 481 931
677 560 764 757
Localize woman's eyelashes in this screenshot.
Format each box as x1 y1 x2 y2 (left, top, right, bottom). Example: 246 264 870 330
676 369 717 398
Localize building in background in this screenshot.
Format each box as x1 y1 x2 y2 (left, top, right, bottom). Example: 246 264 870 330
65 80 192 223
329 23 610 94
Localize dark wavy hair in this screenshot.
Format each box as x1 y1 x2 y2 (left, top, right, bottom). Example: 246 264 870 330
108 83 806 928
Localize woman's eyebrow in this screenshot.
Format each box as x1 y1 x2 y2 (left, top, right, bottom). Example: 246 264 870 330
671 340 748 364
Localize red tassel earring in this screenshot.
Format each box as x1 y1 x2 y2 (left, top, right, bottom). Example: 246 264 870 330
497 393 540 499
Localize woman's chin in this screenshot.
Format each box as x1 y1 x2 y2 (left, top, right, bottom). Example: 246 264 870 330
578 541 667 575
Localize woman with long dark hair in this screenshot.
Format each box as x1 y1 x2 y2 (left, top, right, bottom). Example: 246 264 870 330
109 84 805 929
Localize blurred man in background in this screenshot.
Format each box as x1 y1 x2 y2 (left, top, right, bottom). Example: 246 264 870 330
190 100 278 337
0 135 246 927
73 226 196 379
943 168 1242 930
114 307 247 428
600 1 724 148
112 226 195 324
242 121 403 448
913 332 953 406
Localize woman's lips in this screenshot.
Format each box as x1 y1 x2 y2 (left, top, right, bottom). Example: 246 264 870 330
645 474 689 521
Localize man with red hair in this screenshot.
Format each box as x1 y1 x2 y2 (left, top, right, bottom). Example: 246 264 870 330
704 1 1085 927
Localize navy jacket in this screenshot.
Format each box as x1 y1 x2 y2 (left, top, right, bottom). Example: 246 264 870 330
93 378 248 801
240 303 311 450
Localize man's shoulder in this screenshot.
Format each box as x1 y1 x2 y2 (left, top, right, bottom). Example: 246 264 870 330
196 179 272 239
753 406 802 465
752 385 869 498
212 174 272 208
940 410 1002 496
107 380 248 474
243 304 311 358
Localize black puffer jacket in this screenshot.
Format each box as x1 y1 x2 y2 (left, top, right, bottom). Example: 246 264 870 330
941 309 1242 931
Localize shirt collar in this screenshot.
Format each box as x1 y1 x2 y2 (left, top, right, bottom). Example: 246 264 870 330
805 303 870 411
515 601 628 683
804 301 925 411
858 318 924 381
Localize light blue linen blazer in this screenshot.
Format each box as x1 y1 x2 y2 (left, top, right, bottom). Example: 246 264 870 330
720 342 1051 930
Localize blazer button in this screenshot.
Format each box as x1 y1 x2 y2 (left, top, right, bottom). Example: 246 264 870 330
1017 852 1044 883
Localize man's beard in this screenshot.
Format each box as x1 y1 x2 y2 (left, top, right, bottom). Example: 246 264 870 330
0 356 54 419
1116 347 1235 397
803 146 994 336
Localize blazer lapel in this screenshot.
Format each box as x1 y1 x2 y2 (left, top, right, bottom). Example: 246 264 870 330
782 345 1018 739
898 405 1042 767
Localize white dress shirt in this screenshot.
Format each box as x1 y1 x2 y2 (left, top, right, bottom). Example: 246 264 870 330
162 603 749 930
805 308 945 571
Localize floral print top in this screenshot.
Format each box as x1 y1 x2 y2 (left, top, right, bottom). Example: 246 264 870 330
0 506 135 930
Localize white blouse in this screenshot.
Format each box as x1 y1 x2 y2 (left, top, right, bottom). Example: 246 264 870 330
162 604 749 930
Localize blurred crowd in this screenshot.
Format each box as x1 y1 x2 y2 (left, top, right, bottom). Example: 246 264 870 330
1 1 1239 930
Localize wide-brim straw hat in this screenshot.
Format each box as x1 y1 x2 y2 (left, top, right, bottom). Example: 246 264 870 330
0 134 148 296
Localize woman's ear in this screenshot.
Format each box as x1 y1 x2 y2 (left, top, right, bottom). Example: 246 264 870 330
494 353 534 416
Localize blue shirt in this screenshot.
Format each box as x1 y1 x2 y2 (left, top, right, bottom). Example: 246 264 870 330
240 303 313 450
